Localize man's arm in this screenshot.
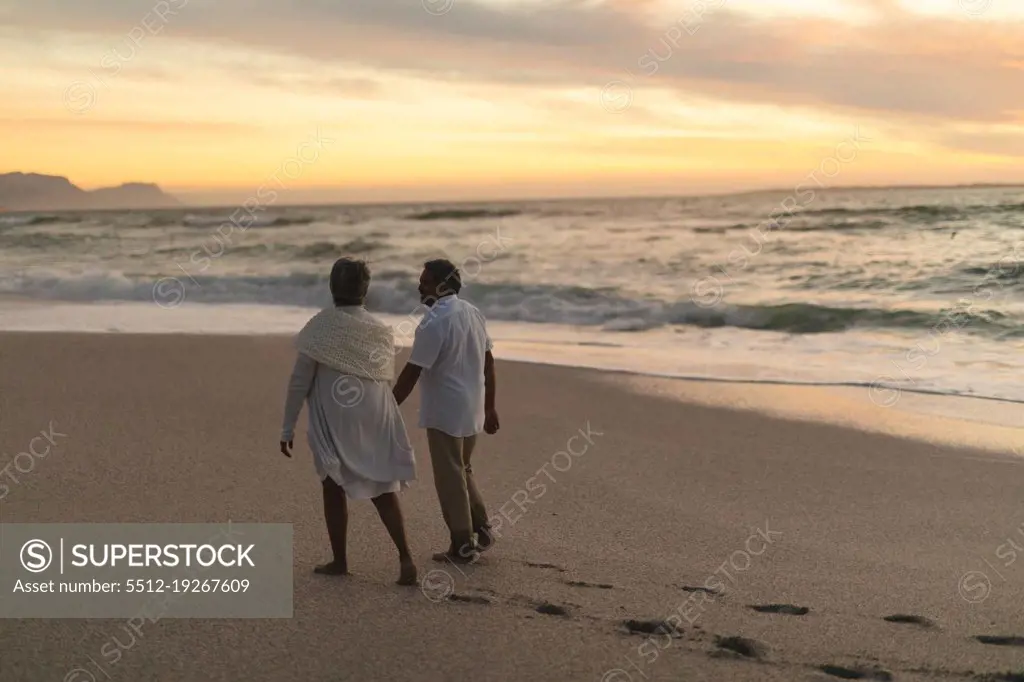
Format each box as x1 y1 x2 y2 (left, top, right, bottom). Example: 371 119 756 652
483 349 500 434
484 350 496 412
392 362 422 406
396 316 441 406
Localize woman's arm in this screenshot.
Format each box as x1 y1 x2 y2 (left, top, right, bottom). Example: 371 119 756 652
281 353 317 445
392 362 422 406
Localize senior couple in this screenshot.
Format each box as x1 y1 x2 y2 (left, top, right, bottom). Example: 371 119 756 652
279 257 499 586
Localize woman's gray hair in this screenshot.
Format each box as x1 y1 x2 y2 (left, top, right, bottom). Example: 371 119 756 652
330 257 371 305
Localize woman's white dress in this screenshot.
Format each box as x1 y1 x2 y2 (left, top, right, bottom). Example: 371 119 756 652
280 307 416 499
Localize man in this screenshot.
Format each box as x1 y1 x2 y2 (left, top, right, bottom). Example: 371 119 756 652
393 259 499 564
280 257 418 585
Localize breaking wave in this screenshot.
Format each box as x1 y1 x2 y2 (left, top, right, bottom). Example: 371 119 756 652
693 219 892 234
181 214 317 228
0 214 73 228
294 238 385 259
2 271 1018 337
800 200 1024 222
404 208 522 221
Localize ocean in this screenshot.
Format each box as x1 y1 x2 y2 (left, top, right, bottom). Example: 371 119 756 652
2 185 1024 412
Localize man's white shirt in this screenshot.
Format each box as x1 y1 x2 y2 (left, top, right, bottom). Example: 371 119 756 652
408 295 493 437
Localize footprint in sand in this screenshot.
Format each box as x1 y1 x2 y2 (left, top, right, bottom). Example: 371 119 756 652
883 614 936 628
622 619 683 638
681 585 722 596
448 594 492 605
819 664 893 680
535 602 571 617
565 580 614 590
712 635 766 660
750 604 810 616
975 635 1024 647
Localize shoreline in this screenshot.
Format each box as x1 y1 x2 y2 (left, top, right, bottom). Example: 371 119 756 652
2 298 1022 409
1 329 1021 455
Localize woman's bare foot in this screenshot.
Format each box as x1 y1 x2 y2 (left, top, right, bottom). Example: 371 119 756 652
313 561 349 576
397 560 418 586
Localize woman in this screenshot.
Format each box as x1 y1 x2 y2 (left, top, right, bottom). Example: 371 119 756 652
280 257 417 586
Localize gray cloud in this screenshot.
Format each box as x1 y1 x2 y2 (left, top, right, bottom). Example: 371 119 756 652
3 0 1023 123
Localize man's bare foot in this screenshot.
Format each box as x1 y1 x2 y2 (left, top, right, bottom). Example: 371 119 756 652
313 561 349 575
397 560 418 586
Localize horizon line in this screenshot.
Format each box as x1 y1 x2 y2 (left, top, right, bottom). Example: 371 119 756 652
4 180 1024 215
95 180 1024 212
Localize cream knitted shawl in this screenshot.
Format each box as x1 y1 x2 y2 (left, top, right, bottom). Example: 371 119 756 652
295 307 395 381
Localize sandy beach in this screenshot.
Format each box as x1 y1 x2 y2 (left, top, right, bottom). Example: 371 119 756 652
1 331 1022 682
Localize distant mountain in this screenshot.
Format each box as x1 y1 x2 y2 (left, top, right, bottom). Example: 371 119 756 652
0 173 182 211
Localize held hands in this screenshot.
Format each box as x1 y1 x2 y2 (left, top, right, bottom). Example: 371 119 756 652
484 408 500 435
279 440 293 458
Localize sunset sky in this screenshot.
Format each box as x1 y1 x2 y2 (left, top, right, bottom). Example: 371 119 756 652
2 0 1023 203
